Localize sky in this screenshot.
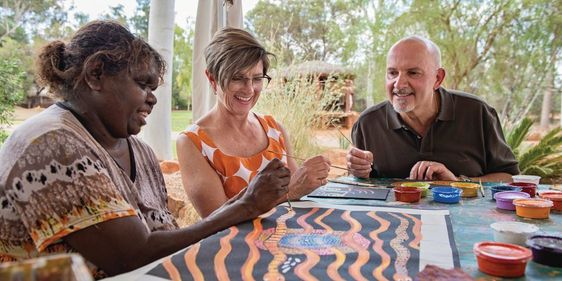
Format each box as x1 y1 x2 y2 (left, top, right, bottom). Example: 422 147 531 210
68 0 259 26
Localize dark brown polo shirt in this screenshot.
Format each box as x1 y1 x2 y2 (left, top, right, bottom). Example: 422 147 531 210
352 87 519 179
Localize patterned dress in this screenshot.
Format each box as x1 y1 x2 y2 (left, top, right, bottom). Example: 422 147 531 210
183 114 288 198
0 104 178 278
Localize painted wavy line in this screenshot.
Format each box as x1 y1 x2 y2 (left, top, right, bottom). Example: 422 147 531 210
260 207 278 220
367 211 390 281
327 245 347 280
401 213 422 250
296 207 319 232
294 249 320 281
214 227 239 281
264 208 295 281
162 256 181 281
242 215 265 281
388 213 411 281
314 208 345 280
313 208 334 231
342 211 368 281
183 242 203 281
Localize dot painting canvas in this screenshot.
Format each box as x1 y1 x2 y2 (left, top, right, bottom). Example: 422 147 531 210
146 202 459 281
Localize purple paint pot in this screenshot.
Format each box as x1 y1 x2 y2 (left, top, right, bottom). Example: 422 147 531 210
526 235 562 267
494 191 531 211
491 185 522 201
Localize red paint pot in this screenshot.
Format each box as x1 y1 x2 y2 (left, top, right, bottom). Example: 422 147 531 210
538 191 562 211
509 182 537 197
473 241 532 277
526 235 562 267
393 186 422 203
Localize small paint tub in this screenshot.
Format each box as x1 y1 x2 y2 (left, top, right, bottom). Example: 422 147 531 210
451 182 479 198
432 187 462 204
474 241 532 277
490 221 539 246
491 185 521 201
512 175 541 185
393 186 422 203
512 198 553 219
400 182 430 197
538 191 562 211
509 182 537 197
526 235 562 267
494 191 530 211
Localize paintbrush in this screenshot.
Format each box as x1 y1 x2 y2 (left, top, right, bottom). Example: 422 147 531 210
479 179 485 197
328 179 378 187
337 128 353 145
267 150 352 172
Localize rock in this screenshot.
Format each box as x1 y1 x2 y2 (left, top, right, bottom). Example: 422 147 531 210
160 160 180 174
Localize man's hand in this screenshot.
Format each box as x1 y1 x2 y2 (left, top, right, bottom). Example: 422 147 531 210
346 147 373 178
289 155 331 199
409 160 457 181
243 158 291 214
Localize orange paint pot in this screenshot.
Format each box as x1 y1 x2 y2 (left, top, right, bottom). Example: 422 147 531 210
450 182 479 198
393 186 422 203
538 191 562 211
512 198 553 219
473 241 532 278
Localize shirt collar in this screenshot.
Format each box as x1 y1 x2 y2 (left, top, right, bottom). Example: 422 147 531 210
386 86 455 130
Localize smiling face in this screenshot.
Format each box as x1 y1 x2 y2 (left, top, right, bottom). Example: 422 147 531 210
208 61 265 116
385 39 444 114
97 62 159 138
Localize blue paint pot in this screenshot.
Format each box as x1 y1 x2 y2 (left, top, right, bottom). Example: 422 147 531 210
491 185 522 201
432 187 463 204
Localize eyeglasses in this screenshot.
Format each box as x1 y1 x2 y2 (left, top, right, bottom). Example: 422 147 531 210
228 74 272 91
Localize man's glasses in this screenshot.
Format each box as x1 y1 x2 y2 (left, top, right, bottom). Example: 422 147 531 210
229 74 272 91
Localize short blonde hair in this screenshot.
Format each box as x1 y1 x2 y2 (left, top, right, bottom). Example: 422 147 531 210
204 27 273 90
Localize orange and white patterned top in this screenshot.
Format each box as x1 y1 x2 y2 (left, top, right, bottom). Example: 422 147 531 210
183 114 288 198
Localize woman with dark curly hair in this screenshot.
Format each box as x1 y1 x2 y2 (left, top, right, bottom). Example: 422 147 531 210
0 20 289 279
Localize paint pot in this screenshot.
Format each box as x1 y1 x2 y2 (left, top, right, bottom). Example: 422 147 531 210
512 175 541 185
393 186 422 203
473 241 532 277
490 221 539 246
432 187 462 204
491 185 521 201
450 182 479 198
400 182 430 197
512 198 553 219
538 191 562 211
494 191 530 211
526 235 562 268
508 182 537 197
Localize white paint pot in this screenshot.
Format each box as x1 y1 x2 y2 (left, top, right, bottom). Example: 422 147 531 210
490 221 539 246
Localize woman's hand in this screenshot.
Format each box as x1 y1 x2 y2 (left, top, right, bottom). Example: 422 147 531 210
409 160 457 181
241 158 291 215
289 155 331 199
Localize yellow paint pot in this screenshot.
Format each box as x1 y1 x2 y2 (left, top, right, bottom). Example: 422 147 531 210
400 182 430 197
512 198 553 219
451 182 480 198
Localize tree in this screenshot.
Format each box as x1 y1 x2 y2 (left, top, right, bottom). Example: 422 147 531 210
0 58 25 144
0 0 67 42
172 22 194 110
130 0 150 39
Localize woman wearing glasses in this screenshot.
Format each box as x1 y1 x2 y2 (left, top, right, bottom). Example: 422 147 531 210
177 28 331 218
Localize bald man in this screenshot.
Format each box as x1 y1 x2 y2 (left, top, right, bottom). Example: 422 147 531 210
347 36 519 182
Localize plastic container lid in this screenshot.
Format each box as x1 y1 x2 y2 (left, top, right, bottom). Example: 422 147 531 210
400 182 430 188
526 235 562 253
490 221 538 235
394 186 421 193
512 198 553 208
451 182 480 189
473 241 532 263
539 192 562 202
494 191 530 201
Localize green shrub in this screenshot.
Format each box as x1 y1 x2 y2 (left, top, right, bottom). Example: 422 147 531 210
255 75 341 158
506 118 562 181
0 59 26 146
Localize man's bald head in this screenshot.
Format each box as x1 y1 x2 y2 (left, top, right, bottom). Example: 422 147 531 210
388 35 442 68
